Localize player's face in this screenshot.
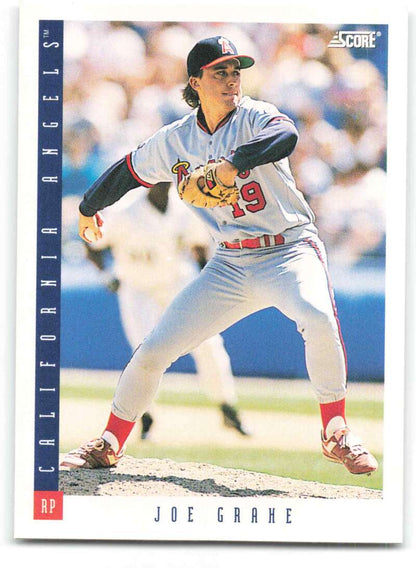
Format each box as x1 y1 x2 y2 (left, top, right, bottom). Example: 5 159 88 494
191 60 242 114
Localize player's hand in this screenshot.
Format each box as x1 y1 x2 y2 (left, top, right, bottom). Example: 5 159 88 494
215 160 238 187
79 212 103 243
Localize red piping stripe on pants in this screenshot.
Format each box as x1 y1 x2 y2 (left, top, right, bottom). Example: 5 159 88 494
303 238 348 378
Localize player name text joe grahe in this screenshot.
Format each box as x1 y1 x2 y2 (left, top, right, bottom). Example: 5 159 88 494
153 505 293 525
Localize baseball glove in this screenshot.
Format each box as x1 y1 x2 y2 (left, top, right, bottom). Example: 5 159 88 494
178 161 239 208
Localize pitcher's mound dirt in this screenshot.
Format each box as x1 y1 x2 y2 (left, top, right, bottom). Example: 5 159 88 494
59 455 382 499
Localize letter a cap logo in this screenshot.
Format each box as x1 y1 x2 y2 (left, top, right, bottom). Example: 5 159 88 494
218 37 234 54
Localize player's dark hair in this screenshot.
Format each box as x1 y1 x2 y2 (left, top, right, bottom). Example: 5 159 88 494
182 70 203 108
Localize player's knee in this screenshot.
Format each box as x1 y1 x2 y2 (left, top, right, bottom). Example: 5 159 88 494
131 337 176 373
298 306 337 337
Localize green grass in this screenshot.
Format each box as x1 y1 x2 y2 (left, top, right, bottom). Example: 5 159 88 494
60 384 383 420
125 444 383 490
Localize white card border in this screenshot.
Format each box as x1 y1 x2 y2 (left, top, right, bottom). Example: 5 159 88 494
14 0 408 543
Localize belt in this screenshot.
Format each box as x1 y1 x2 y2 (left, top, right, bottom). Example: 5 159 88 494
220 234 285 249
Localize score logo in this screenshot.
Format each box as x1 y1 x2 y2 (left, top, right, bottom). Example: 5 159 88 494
328 30 381 49
33 491 63 520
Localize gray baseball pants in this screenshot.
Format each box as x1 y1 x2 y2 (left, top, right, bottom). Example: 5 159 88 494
112 236 347 421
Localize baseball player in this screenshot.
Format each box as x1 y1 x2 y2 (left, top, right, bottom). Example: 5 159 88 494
61 36 378 475
85 180 249 438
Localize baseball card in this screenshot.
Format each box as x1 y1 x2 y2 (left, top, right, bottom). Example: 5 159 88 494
13 0 409 546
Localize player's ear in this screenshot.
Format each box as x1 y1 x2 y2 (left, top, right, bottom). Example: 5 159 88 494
189 76 200 91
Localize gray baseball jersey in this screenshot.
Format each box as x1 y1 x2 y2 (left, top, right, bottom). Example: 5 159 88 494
128 96 318 245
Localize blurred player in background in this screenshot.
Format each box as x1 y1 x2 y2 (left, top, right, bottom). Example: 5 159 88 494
85 181 250 438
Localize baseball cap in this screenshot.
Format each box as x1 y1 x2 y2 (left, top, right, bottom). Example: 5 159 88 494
187 36 255 77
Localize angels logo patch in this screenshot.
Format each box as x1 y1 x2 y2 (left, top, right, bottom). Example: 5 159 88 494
172 160 190 185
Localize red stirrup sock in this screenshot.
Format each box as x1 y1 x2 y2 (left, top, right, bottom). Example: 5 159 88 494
102 411 135 453
320 398 346 438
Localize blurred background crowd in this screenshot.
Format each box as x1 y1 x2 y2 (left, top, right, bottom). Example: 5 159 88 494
62 20 387 277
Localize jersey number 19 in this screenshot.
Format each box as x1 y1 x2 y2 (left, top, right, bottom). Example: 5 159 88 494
231 181 266 218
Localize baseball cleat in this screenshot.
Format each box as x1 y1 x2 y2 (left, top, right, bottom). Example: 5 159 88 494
60 437 124 469
221 403 250 436
321 427 378 475
140 412 154 440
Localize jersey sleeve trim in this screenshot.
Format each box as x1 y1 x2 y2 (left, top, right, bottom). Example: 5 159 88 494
266 115 295 126
126 152 154 188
